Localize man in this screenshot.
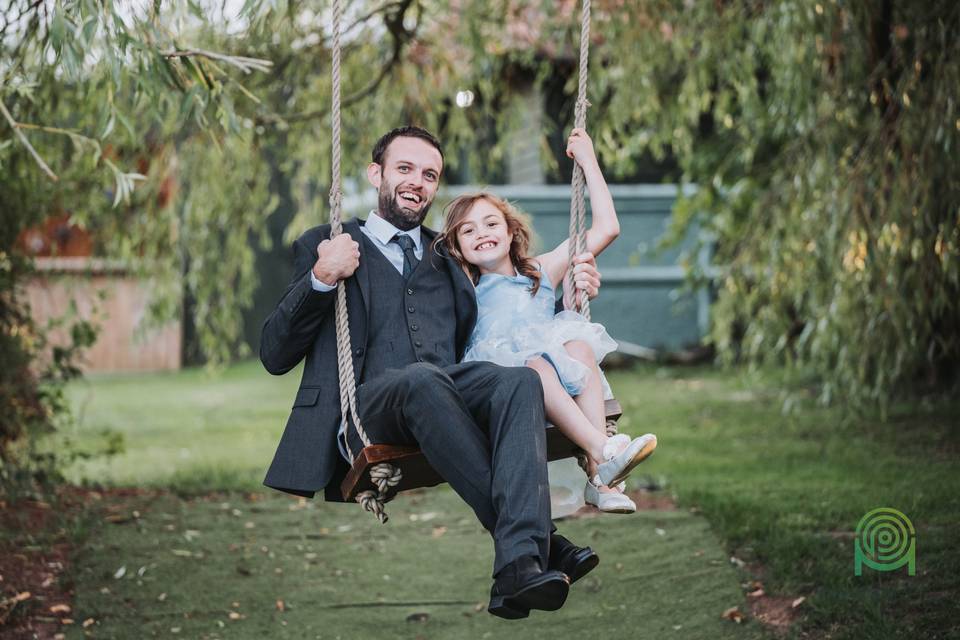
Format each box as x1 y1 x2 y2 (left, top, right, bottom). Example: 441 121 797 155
260 126 603 619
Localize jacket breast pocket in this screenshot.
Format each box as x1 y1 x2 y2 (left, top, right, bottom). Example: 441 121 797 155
292 386 321 408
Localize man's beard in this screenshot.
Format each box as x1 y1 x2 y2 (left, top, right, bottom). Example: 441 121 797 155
377 182 432 231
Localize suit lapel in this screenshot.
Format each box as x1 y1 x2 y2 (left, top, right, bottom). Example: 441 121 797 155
343 219 370 322
424 226 478 359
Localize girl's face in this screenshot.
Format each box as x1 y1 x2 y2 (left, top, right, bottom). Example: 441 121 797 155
455 199 514 275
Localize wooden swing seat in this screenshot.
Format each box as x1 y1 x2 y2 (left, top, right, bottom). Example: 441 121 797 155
341 398 622 502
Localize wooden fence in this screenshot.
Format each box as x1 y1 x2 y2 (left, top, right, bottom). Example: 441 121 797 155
25 258 182 373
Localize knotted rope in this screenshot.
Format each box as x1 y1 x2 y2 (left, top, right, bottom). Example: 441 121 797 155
328 0 399 524
566 0 592 320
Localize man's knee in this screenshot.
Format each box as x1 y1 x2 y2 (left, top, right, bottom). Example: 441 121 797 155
498 365 543 400
403 361 445 381
401 362 454 399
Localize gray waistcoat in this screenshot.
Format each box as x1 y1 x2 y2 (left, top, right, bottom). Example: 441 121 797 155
360 234 457 383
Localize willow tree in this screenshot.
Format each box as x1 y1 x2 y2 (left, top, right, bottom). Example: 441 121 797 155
608 1 960 410
0 1 275 468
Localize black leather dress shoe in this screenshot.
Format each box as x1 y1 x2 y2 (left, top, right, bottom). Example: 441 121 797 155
488 555 570 619
548 534 599 584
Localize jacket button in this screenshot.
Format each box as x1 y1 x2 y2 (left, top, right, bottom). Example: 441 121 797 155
407 306 415 313
414 340 422 347
407 288 414 295
417 356 424 362
354 347 364 356
410 324 419 331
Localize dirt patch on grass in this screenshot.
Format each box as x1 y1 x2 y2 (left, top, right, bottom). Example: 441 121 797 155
566 489 677 519
0 497 76 638
748 594 803 635
0 487 164 638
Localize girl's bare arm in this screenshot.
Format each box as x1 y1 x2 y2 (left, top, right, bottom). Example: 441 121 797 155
538 128 620 289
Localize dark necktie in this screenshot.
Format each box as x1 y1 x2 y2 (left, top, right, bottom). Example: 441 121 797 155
391 233 419 279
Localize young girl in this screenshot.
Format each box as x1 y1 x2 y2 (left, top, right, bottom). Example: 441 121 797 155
437 128 657 514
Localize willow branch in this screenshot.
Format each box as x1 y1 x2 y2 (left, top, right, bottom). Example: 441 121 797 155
162 48 273 74
0 99 58 181
256 0 415 126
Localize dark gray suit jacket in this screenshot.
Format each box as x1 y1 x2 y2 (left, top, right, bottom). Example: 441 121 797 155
259 219 478 500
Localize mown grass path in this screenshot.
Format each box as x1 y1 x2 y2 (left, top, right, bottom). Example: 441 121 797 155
56 361 960 638
66 489 761 639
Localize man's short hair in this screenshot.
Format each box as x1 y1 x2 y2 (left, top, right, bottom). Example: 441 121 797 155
372 126 444 166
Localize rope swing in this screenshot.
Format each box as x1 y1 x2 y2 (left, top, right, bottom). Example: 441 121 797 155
327 0 401 524
325 0 598 522
566 0 592 319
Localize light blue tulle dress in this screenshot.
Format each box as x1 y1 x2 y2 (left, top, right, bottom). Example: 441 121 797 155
464 269 619 517
463 270 617 396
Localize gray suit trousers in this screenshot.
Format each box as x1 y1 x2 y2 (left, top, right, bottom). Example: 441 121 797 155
346 361 550 575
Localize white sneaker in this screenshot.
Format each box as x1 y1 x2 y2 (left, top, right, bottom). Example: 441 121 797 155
584 477 636 514
596 433 658 488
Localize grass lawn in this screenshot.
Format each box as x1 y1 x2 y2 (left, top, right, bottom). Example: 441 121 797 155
53 360 960 639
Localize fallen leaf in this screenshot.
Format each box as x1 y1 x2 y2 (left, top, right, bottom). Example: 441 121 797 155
729 556 746 568
228 611 243 620
104 514 131 524
82 618 95 628
792 596 806 608
171 549 192 557
431 526 447 538
747 588 765 598
276 599 285 612
41 576 55 588
157 592 167 602
12 591 31 603
655 528 666 536
721 606 745 624
50 604 71 614
113 566 127 579
61 619 74 625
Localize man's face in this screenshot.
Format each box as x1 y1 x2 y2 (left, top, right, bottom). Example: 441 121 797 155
366 136 443 231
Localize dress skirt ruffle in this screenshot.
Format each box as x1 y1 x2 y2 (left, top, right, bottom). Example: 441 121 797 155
464 310 617 396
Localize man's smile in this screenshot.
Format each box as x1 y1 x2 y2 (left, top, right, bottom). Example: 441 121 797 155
398 189 423 206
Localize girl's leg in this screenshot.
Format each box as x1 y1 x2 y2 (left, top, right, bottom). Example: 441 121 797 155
525 357 607 463
563 340 606 433
564 340 622 495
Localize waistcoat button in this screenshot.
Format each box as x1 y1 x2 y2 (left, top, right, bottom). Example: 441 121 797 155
410 324 419 331
407 306 415 313
406 288 414 295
